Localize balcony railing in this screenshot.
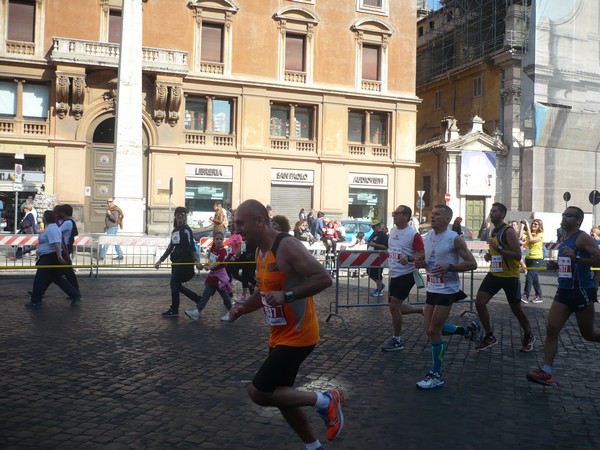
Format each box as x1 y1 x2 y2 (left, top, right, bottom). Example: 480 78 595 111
6 40 35 56
284 71 306 83
0 118 48 136
50 37 188 75
348 144 389 158
200 61 224 75
270 138 316 153
185 131 236 148
361 80 382 92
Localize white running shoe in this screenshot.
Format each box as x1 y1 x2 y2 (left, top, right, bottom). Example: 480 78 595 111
416 372 444 390
220 311 231 321
185 309 200 321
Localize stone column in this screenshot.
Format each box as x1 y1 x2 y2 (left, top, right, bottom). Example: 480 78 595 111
113 0 144 233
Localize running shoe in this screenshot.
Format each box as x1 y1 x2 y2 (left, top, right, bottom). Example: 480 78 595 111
476 335 498 351
520 294 528 304
416 371 444 390
220 311 231 321
526 369 554 386
184 309 200 320
531 296 543 303
70 293 82 306
381 338 404 352
464 320 483 343
520 335 536 352
318 388 344 441
161 308 179 318
369 283 386 297
24 301 42 308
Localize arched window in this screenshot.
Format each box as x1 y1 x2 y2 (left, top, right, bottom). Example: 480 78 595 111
93 117 115 144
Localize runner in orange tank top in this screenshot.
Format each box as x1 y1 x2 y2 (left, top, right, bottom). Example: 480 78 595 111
229 200 344 448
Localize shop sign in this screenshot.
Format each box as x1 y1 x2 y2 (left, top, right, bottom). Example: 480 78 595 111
348 172 388 189
185 164 233 181
271 169 314 185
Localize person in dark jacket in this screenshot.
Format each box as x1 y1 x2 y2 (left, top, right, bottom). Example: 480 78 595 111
155 207 199 318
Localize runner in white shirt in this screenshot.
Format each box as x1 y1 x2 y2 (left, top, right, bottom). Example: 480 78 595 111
414 205 479 390
381 205 425 352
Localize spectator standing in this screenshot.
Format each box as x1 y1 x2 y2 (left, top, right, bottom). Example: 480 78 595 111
451 217 463 236
522 219 544 303
367 219 389 297
14 203 36 259
155 207 199 318
210 201 227 234
408 212 420 232
310 211 325 241
98 198 124 261
479 221 491 241
299 208 307 221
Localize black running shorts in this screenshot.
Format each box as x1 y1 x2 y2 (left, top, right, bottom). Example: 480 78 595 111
554 288 597 313
388 273 415 301
252 344 315 393
478 273 521 304
425 291 467 306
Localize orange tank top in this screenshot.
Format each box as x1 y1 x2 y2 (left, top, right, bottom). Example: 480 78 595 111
255 234 320 348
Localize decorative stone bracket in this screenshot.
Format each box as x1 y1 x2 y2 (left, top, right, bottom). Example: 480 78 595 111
55 75 86 120
153 83 182 127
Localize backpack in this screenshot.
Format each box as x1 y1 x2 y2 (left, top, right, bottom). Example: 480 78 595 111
66 219 78 253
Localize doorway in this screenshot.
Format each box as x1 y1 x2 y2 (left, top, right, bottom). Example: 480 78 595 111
86 116 148 232
465 196 486 238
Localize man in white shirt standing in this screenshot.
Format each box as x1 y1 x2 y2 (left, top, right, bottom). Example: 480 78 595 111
381 205 425 351
408 211 420 232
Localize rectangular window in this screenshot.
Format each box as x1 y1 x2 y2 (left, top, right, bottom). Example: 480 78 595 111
370 113 387 145
294 106 312 139
285 34 305 72
0 82 17 116
364 0 383 6
201 23 223 63
270 104 290 138
348 112 364 143
434 90 442 110
362 45 380 81
212 99 232 134
108 10 122 44
270 104 314 139
418 26 424 37
184 98 207 131
8 0 35 42
473 76 482 98
22 84 49 118
423 175 431 207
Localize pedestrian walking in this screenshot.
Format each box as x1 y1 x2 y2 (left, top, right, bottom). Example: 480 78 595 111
476 203 536 352
414 205 479 389
381 205 425 352
98 198 124 261
184 230 233 321
228 199 343 448
25 210 81 308
527 206 600 386
155 207 199 318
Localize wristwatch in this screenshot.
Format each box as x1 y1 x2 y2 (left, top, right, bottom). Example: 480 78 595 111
284 290 295 303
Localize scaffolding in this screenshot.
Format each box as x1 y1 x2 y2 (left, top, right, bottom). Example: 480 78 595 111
417 1 529 86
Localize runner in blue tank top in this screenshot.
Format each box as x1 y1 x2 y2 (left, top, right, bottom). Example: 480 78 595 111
527 206 600 386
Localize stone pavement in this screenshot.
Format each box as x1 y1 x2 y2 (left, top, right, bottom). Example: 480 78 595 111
2 268 600 450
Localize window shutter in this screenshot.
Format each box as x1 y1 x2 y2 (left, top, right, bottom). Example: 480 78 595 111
362 45 380 81
8 0 35 42
285 34 305 72
108 10 122 44
202 24 223 63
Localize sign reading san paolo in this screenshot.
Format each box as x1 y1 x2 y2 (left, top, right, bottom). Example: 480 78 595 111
271 169 314 185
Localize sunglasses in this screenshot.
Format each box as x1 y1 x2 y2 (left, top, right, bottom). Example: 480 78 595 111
562 213 577 218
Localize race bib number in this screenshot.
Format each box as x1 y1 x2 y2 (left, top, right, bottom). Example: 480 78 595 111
261 293 287 326
558 257 572 278
171 231 181 245
491 255 503 273
389 251 402 260
426 273 445 288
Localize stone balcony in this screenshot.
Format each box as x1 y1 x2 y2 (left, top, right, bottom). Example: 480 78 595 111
50 37 189 75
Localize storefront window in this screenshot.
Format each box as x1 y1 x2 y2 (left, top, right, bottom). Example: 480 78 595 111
348 188 386 220
185 180 231 228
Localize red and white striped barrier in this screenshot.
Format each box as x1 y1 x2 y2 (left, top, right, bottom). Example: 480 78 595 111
0 235 39 246
199 237 229 249
337 250 388 268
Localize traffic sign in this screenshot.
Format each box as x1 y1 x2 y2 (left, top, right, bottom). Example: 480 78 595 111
12 183 23 192
563 191 571 202
14 164 22 183
590 190 600 206
417 190 425 199
416 199 425 209
444 192 451 202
